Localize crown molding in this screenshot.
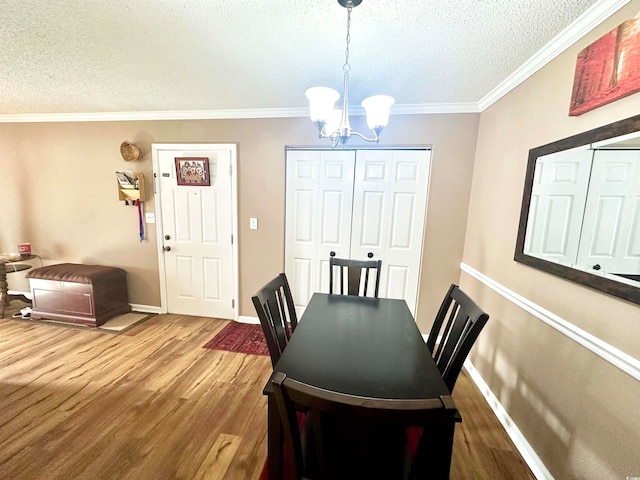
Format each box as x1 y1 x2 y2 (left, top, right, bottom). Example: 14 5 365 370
0 108 308 123
392 103 481 114
478 0 632 111
0 102 480 123
0 0 629 123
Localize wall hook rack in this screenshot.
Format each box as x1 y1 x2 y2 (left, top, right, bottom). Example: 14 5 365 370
116 172 145 203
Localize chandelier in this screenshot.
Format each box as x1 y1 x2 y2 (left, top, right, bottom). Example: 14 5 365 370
305 0 394 147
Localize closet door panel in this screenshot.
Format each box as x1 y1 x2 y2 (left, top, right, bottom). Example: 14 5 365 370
359 191 385 247
576 150 640 275
351 150 431 315
524 148 593 266
390 192 416 248
285 150 355 317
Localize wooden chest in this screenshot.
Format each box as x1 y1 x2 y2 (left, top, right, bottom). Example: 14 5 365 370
26 263 131 327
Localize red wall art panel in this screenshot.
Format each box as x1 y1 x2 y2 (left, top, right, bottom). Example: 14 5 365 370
569 10 640 116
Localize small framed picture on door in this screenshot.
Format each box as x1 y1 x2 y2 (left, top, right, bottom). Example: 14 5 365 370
175 157 210 186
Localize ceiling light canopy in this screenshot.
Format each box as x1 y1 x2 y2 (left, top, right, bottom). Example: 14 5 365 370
305 0 394 147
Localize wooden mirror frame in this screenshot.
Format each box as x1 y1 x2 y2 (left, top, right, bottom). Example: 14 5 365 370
514 113 640 305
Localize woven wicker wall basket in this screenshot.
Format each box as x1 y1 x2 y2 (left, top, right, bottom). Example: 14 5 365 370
120 142 141 161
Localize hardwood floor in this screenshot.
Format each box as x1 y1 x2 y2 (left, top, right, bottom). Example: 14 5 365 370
0 302 535 479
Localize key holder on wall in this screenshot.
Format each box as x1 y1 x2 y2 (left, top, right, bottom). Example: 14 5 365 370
117 141 146 241
116 171 145 204
116 171 146 242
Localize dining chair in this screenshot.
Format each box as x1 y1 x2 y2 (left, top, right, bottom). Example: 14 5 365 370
328 256 382 297
426 284 490 392
272 371 458 480
251 273 298 368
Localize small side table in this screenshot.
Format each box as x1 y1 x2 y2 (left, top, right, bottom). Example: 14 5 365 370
0 254 36 318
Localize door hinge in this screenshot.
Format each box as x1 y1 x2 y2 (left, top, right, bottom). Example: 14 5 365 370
232 299 235 308
229 163 232 176
231 234 234 245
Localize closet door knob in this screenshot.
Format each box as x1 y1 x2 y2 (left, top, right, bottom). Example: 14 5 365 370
163 246 171 252
592 264 601 271
330 251 336 257
367 252 373 258
165 235 171 240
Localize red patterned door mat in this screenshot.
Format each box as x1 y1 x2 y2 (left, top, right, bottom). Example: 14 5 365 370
203 322 269 356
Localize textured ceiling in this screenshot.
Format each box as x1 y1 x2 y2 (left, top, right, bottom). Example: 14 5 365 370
0 0 626 117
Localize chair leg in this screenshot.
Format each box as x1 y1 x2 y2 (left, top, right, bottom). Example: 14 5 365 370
409 417 455 480
267 394 284 480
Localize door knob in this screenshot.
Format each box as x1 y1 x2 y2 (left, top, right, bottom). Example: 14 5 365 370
367 252 373 258
164 235 171 240
163 246 171 252
592 264 601 270
330 251 336 257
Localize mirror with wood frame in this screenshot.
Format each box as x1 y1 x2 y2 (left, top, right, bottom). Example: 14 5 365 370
514 114 640 305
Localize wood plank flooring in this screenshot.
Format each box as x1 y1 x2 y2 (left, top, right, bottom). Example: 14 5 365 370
0 302 535 479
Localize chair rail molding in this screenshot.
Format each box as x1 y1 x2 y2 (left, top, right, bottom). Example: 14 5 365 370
460 263 640 383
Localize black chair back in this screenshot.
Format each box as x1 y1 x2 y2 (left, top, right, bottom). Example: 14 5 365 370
328 257 382 297
272 371 458 480
251 273 298 368
427 284 489 392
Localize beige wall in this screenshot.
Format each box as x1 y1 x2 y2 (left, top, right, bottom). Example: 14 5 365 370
0 113 479 325
463 1 640 478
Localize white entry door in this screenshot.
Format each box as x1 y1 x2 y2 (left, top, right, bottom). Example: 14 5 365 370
285 148 431 316
153 144 237 319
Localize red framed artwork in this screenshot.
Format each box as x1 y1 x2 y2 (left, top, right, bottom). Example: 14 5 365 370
175 157 210 186
569 10 640 116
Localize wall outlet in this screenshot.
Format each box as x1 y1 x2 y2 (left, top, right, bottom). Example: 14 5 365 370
145 212 156 224
249 217 258 230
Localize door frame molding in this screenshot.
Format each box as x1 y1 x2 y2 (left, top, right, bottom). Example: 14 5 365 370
151 143 239 320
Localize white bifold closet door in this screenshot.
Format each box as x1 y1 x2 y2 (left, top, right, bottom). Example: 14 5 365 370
285 148 431 318
523 147 593 267
576 149 640 276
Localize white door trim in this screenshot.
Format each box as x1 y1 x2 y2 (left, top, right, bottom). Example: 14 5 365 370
152 143 239 320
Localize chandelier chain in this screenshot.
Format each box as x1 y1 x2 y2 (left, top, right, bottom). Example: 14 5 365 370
343 2 352 73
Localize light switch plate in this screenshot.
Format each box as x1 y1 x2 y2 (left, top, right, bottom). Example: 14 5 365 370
249 217 258 230
145 212 156 224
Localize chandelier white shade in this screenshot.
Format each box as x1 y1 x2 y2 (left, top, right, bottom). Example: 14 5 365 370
305 0 394 147
305 87 340 125
361 95 395 132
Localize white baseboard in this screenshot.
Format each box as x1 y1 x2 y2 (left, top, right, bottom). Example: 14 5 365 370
7 290 32 299
422 337 553 478
129 304 163 314
237 315 259 324
464 360 554 480
458 261 640 480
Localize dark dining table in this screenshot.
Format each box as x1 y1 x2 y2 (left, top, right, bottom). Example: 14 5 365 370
262 292 459 479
